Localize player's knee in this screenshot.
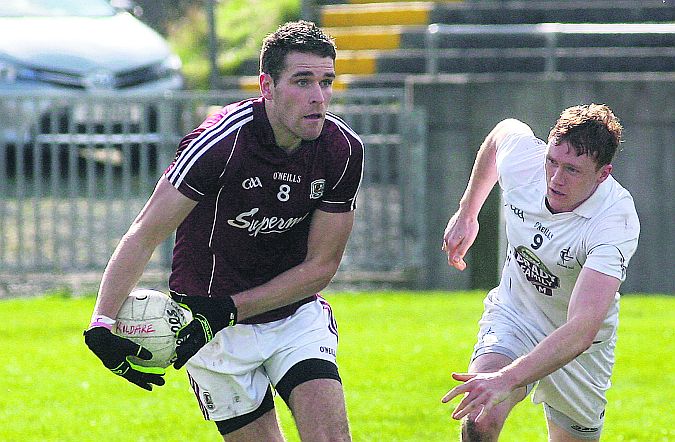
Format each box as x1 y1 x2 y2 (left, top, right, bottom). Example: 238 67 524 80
461 413 504 442
312 420 351 442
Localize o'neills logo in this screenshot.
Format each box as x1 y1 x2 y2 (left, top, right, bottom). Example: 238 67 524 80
227 207 309 237
273 172 301 183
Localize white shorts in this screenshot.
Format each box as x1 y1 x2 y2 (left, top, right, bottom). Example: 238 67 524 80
472 290 615 431
185 297 339 422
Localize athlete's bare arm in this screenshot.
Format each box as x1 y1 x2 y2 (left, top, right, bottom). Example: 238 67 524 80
93 177 197 318
443 118 527 270
232 208 354 320
442 267 621 421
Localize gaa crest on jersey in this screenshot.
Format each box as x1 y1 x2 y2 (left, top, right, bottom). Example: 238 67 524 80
514 245 560 296
310 179 325 199
242 176 262 190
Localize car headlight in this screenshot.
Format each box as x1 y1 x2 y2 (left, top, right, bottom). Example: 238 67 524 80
0 59 18 83
0 58 41 84
158 54 182 77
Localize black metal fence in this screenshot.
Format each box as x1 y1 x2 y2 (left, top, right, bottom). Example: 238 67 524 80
0 89 427 291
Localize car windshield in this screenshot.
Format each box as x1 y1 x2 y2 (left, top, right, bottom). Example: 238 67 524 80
0 0 115 17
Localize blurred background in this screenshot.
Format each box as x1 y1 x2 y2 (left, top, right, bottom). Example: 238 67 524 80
0 0 673 297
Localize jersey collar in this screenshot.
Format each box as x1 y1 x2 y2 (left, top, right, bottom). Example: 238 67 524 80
542 175 614 219
252 97 316 155
572 175 614 218
542 175 614 218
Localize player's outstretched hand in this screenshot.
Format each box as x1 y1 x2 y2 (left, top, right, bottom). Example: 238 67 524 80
172 295 237 370
84 326 165 391
442 212 479 271
441 372 514 422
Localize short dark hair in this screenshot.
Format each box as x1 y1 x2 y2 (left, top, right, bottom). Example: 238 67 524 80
260 20 336 84
548 104 622 168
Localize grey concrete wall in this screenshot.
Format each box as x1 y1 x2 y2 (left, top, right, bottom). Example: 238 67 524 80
406 73 675 294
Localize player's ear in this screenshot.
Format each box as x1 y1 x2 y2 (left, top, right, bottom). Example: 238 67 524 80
260 73 274 99
597 163 612 183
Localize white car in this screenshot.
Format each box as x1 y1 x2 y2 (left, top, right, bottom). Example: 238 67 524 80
0 0 182 92
0 0 183 148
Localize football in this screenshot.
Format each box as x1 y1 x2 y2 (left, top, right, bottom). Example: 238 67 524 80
114 289 192 368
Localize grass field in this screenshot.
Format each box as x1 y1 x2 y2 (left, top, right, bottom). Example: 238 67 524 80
1 291 673 441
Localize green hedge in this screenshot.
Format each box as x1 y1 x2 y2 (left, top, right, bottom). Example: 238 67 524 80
168 0 300 89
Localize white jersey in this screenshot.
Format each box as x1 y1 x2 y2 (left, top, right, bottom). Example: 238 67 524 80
493 124 640 346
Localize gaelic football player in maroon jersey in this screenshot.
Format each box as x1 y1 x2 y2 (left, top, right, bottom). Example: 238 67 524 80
85 21 362 441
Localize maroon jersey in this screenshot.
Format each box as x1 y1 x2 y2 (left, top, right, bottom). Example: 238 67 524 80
164 97 364 323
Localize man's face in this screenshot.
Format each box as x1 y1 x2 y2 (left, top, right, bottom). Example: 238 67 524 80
545 140 612 213
261 51 335 150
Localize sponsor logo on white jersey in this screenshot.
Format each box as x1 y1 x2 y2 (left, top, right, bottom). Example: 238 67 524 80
513 245 560 296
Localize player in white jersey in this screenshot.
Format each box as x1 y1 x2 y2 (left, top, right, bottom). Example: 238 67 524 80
440 104 640 441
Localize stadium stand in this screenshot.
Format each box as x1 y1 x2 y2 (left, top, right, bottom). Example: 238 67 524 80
230 0 675 91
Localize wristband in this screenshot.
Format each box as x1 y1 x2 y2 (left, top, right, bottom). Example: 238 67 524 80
89 314 116 331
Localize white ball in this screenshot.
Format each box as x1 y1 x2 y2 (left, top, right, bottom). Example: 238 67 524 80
114 289 192 369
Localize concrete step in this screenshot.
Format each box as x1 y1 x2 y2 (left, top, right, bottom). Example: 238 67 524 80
326 25 425 50
430 1 675 25
230 1 675 91
231 43 675 92
327 23 675 52
423 23 675 49
318 0 459 4
321 1 675 27
321 2 435 27
228 75 353 93
233 24 675 84
228 74 412 93
337 46 675 75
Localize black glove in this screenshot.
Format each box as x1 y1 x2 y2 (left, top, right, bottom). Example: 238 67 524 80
84 326 166 391
171 295 237 370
